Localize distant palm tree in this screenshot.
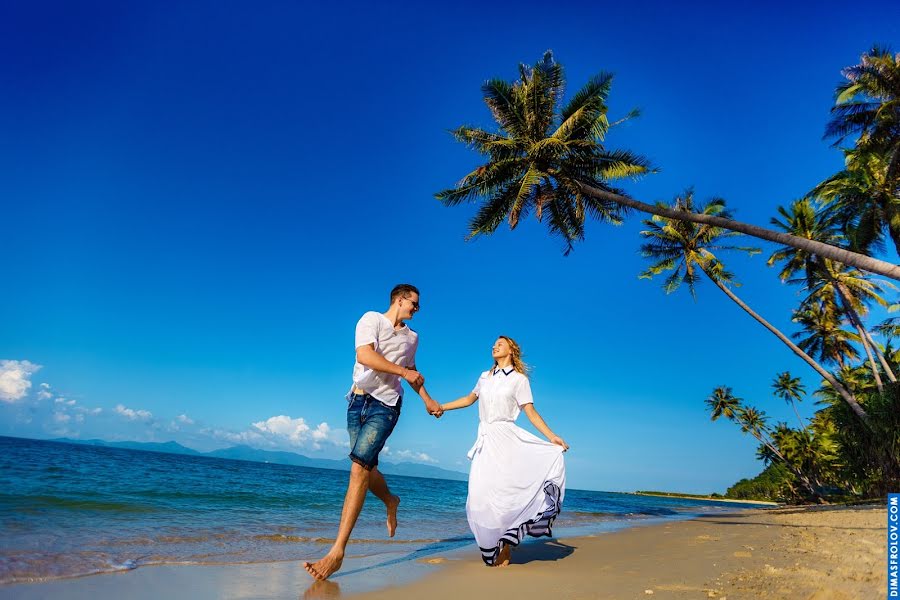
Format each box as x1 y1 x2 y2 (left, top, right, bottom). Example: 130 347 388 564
639 192 868 422
707 388 823 501
768 198 897 388
706 386 742 421
791 300 860 369
772 371 808 432
437 51 900 280
805 262 898 389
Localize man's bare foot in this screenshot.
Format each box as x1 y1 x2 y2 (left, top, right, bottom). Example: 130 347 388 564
303 550 344 580
386 494 400 537
494 544 511 567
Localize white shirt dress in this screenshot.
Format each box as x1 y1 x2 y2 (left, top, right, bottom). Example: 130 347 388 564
465 367 566 565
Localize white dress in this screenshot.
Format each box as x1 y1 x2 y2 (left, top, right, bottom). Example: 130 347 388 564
465 367 566 565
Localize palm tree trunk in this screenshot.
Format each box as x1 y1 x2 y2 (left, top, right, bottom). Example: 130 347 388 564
863 327 898 383
577 182 900 281
790 400 809 433
849 312 885 392
700 268 870 423
833 280 897 385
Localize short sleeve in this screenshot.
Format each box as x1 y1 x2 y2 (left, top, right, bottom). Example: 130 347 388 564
514 376 534 406
355 312 380 348
472 372 487 397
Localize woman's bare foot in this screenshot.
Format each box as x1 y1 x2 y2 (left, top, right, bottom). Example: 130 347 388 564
494 544 511 567
303 549 344 580
386 495 400 537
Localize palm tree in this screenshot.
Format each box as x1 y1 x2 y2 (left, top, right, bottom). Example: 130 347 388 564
639 192 869 422
707 391 824 502
438 51 900 280
768 198 897 388
805 262 898 389
773 371 808 432
825 46 900 200
812 148 900 255
790 300 860 369
706 386 742 421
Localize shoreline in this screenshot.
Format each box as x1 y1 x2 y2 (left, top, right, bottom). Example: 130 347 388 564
0 504 885 600
631 492 781 505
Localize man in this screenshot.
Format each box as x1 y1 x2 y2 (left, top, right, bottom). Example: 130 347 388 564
304 283 442 580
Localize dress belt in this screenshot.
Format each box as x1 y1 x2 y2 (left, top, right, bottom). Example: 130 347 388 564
466 421 514 460
466 424 486 460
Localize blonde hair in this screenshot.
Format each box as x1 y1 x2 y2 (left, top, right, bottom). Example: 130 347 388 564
491 335 530 377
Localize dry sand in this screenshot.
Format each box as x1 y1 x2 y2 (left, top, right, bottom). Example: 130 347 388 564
348 504 887 600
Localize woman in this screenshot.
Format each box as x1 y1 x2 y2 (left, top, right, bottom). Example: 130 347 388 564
440 336 568 567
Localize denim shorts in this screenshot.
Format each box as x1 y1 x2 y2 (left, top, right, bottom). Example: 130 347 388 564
347 392 401 470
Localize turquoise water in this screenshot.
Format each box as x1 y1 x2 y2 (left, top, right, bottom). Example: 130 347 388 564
0 436 765 584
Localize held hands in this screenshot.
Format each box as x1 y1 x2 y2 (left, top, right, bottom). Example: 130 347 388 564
424 399 444 418
402 368 424 387
549 435 569 452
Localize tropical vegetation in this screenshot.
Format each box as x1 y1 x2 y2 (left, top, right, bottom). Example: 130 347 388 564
438 48 900 503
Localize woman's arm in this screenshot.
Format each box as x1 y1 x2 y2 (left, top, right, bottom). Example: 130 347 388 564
522 404 569 451
441 393 478 412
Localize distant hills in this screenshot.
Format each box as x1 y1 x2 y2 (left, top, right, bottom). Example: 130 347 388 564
49 437 468 481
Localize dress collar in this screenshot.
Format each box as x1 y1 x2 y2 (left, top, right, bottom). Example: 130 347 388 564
492 366 515 376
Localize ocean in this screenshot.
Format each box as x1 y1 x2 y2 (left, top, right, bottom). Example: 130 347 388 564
0 435 765 585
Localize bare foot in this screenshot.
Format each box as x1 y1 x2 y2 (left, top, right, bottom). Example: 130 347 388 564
303 550 344 580
386 495 400 537
494 543 511 567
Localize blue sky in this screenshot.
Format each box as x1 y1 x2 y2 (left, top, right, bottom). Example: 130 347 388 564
2 0 899 493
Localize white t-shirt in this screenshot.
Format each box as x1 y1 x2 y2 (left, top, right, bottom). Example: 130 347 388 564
471 366 534 424
351 311 418 405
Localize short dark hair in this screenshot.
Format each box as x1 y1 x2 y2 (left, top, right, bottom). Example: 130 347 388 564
390 284 419 304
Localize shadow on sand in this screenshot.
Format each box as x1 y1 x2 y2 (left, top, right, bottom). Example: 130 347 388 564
509 539 576 565
300 535 576 597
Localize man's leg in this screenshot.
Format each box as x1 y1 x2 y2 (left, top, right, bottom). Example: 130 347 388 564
303 462 370 580
368 467 400 537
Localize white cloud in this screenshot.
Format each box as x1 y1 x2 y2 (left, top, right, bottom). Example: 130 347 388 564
393 449 438 464
311 422 330 441
115 404 153 421
37 383 52 400
252 415 312 444
54 397 76 406
53 411 71 424
208 428 265 445
177 414 194 425
214 415 343 451
0 360 42 403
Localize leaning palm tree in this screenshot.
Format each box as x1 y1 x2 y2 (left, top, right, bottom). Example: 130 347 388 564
812 147 900 255
768 198 897 387
825 46 900 199
706 386 742 421
639 192 868 422
437 51 900 280
805 262 898 390
791 300 860 370
706 387 823 501
773 371 808 432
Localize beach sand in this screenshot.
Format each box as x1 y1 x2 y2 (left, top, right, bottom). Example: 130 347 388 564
0 504 885 600
352 504 886 600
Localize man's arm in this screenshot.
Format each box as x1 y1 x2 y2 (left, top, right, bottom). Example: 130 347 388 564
407 365 443 417
356 344 424 386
